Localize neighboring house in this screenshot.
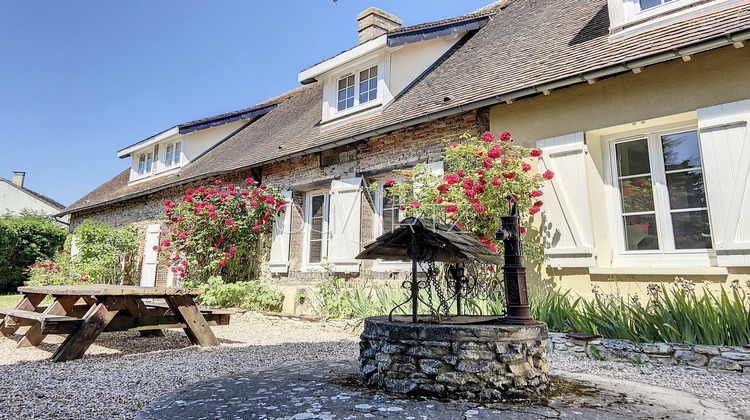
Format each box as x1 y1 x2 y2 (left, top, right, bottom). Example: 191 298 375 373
60 0 750 299
1 172 68 224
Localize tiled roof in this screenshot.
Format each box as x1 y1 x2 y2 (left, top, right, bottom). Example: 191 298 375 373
0 178 66 210
63 0 750 215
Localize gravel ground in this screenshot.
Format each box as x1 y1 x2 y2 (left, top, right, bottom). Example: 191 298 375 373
1 313 748 419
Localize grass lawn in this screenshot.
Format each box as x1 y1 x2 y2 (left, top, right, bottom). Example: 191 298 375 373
0 294 23 308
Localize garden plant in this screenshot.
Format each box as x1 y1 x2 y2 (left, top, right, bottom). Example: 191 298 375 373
156 177 285 284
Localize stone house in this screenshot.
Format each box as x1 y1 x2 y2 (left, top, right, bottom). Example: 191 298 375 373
60 0 750 300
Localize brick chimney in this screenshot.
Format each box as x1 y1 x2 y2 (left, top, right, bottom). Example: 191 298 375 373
12 171 26 188
357 7 402 44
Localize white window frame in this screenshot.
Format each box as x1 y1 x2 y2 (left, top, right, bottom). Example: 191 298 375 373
603 122 714 267
322 52 391 123
133 149 155 180
159 140 184 172
302 190 330 271
370 179 411 272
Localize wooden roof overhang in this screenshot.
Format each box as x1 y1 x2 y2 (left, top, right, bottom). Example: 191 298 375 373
356 217 502 265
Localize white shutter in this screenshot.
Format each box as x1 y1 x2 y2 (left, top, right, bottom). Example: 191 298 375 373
697 99 750 267
328 178 363 272
537 133 596 267
269 191 293 274
140 224 161 287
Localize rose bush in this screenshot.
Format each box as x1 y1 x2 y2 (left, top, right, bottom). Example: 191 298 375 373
157 177 285 283
378 132 551 259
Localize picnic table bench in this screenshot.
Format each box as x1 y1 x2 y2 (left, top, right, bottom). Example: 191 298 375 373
0 284 232 362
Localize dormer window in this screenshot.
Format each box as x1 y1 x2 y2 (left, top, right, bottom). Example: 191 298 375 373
608 0 738 37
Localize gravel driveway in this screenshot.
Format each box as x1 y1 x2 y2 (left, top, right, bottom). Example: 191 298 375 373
1 312 747 419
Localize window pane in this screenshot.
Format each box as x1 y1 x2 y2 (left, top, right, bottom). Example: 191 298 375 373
311 195 324 219
620 177 654 213
337 75 355 111
662 131 701 171
616 140 651 176
666 170 706 209
138 155 146 174
165 145 173 166
624 214 659 250
672 211 712 249
309 240 322 263
640 0 662 9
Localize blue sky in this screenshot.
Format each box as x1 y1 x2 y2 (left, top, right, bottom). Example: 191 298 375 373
0 0 493 207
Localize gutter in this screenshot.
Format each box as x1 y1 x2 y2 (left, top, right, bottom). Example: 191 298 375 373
62 27 750 216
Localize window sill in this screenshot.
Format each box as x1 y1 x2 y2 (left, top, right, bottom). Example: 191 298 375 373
589 267 728 276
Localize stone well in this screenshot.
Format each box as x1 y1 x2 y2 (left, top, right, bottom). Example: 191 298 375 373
360 316 549 400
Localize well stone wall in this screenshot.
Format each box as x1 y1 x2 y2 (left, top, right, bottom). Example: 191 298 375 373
360 316 549 400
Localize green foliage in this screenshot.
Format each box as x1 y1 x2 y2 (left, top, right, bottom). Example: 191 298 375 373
73 220 137 284
157 177 285 283
588 345 603 361
529 278 750 346
24 220 137 287
0 212 67 292
25 251 82 286
186 276 283 311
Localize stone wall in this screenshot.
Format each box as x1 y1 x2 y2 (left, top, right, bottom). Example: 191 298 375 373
264 109 489 281
360 316 549 400
548 332 750 373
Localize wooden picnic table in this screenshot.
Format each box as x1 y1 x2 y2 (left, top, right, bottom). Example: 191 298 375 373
0 284 230 362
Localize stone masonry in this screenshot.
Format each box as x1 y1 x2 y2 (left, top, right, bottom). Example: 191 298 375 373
548 332 750 373
360 316 550 400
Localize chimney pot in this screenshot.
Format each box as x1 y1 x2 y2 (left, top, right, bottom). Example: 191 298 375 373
357 7 402 44
12 171 26 188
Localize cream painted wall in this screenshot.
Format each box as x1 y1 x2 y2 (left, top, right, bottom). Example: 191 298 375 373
389 35 463 98
183 120 246 161
0 181 66 220
489 45 750 292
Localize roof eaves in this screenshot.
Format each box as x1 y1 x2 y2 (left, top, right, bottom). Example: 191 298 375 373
178 103 280 134
387 16 490 48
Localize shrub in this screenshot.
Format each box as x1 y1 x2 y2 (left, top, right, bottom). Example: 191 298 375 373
73 220 137 284
378 131 550 262
186 276 283 311
0 212 67 292
157 177 285 283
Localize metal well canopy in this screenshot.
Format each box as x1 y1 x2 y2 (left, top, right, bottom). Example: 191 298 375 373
356 218 503 265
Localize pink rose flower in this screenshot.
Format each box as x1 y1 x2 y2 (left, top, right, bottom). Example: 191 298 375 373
499 131 512 141
245 177 255 185
530 148 542 157
445 204 459 213
522 163 532 171
480 132 495 142
410 201 421 209
543 170 555 180
384 178 396 186
502 172 517 179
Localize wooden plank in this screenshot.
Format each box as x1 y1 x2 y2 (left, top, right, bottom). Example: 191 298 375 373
146 301 234 315
51 296 126 362
123 297 164 338
42 313 230 335
0 293 45 337
18 295 79 348
166 295 219 347
0 308 81 322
